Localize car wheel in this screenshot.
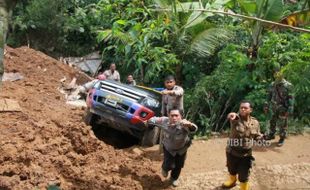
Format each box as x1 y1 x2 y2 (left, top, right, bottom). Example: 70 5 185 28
141 126 160 147
84 109 97 126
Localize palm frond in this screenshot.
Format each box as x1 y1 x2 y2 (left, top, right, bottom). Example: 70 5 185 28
190 28 233 57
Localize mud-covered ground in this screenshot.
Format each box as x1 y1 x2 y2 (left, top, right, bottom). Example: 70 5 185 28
1 46 309 190
177 135 310 189
0 47 166 190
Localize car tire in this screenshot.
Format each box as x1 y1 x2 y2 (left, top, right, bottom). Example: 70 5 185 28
84 109 97 126
141 126 160 147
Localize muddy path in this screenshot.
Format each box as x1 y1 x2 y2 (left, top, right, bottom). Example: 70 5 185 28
140 134 310 190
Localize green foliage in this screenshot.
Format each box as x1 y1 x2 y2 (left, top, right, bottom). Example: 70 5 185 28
186 44 252 134
281 34 310 123
9 0 101 56
95 0 180 83
96 0 233 84
227 0 285 54
10 0 65 52
187 31 310 135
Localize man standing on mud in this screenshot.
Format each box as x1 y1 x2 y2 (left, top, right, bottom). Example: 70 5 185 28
222 100 263 190
264 68 294 146
145 108 197 187
103 63 120 82
0 0 17 87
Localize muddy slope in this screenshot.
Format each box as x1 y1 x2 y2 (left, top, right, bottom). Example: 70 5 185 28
0 46 163 190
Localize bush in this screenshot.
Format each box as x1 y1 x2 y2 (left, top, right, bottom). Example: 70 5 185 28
186 32 310 136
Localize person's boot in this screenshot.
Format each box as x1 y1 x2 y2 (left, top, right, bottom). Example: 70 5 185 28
277 138 285 147
240 182 249 190
222 175 237 188
264 133 275 140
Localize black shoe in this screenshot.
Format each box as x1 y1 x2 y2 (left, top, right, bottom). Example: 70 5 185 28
161 168 168 178
264 134 275 140
278 138 285 146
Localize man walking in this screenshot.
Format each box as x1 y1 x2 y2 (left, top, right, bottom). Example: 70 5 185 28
145 108 197 187
264 69 294 146
222 100 263 190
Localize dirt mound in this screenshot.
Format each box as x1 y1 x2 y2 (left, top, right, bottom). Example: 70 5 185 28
0 46 165 190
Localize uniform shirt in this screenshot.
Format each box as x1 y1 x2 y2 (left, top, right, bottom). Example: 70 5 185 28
148 117 197 156
161 85 184 116
267 79 294 113
103 69 120 82
226 115 262 157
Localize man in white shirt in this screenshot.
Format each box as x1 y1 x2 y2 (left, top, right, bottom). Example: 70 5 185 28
103 63 120 82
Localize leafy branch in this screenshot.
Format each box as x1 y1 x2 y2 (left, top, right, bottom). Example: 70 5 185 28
150 8 310 33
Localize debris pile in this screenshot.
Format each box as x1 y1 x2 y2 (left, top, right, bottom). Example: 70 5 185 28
0 46 164 190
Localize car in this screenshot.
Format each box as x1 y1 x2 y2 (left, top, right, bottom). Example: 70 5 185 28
85 79 162 146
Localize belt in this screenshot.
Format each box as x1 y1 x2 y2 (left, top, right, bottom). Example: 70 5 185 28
229 146 252 157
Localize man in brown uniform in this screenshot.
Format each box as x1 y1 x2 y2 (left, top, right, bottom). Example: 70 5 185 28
145 108 197 187
161 75 184 116
222 100 263 190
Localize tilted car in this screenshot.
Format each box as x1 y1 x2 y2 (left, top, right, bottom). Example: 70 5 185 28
85 79 162 146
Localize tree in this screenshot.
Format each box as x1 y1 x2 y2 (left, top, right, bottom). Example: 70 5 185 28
97 0 232 83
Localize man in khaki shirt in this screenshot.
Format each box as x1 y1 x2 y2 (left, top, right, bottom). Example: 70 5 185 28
103 63 120 82
145 108 197 187
222 100 263 190
161 75 184 116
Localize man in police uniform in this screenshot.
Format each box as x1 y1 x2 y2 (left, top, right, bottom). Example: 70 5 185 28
161 75 184 116
145 108 197 187
222 100 263 190
0 0 17 86
264 68 294 146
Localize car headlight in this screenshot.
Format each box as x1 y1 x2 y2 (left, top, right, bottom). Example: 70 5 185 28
142 98 159 108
